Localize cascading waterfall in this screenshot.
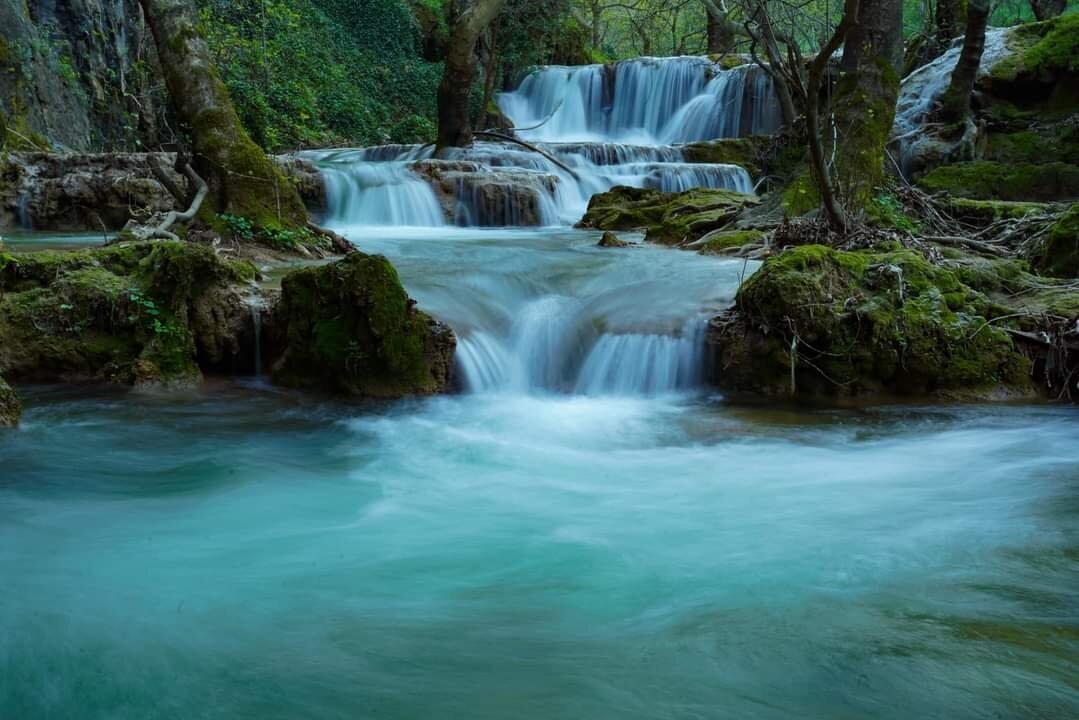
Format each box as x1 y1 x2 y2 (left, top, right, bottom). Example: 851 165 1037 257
498 59 781 143
308 55 777 397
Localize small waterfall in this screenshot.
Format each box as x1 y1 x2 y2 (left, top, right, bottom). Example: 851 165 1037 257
574 317 707 395
892 27 1010 176
16 193 33 230
251 304 263 377
312 148 446 227
498 58 781 144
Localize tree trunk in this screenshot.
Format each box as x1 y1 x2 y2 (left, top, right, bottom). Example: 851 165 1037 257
935 0 966 44
1030 0 1066 21
135 0 306 229
833 0 904 215
939 0 989 123
704 0 737 55
476 26 500 131
436 0 508 152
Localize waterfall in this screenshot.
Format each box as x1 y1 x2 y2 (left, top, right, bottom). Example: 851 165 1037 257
498 59 782 144
15 193 33 230
305 56 775 229
892 28 1010 176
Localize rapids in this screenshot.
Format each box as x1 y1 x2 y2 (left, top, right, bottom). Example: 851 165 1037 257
3 47 1077 720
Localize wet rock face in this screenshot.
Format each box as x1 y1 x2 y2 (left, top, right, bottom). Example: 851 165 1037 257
273 252 455 398
0 374 19 427
0 0 164 151
0 241 258 387
708 244 1033 399
411 159 559 226
578 185 759 246
597 231 630 248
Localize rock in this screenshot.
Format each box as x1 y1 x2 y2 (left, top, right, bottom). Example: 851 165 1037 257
272 252 455 397
1030 202 1079 278
410 158 559 226
917 161 1079 202
695 229 766 255
708 244 1032 398
0 241 257 386
0 151 331 233
0 374 19 427
578 186 759 246
597 231 630 248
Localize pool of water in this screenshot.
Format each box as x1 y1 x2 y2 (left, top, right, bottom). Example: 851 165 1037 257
1 227 1076 719
2 230 110 253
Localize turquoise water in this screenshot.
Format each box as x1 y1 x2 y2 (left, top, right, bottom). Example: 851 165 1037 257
1 228 1077 718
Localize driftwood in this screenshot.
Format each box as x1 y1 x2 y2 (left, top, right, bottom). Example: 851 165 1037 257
306 222 354 255
122 155 207 241
473 131 580 179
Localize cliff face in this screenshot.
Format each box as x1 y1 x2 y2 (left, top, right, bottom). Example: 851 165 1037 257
0 0 166 151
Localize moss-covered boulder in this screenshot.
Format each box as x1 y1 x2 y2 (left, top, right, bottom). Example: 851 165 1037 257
709 244 1032 398
986 15 1079 115
917 161 1079 202
696 229 766 255
578 186 759 246
1031 202 1079 278
273 253 455 397
0 375 20 427
0 242 257 386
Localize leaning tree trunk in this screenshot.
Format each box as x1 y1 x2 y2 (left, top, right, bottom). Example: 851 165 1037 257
832 0 904 216
136 0 307 229
436 0 508 153
1030 0 1066 21
939 0 989 123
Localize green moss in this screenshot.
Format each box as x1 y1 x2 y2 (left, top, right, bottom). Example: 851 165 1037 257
991 15 1079 84
983 124 1079 166
699 229 765 255
918 161 1079 202
580 186 758 246
0 241 253 386
943 198 1050 224
273 252 453 397
1031 202 1079 278
867 191 920 233
715 245 1031 397
781 170 820 217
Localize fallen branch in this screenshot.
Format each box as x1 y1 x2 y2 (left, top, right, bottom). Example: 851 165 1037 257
473 131 580 179
146 160 208 241
922 234 1011 257
307 222 354 255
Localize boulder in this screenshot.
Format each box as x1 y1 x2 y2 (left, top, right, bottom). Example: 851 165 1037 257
1030 202 1079 278
597 231 630 248
273 252 455 397
578 186 759 246
708 244 1032 398
0 375 19 427
0 241 257 386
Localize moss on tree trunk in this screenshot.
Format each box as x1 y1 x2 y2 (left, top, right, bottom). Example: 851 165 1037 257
136 0 307 230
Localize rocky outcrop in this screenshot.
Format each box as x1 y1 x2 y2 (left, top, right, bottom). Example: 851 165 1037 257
411 159 559 226
0 151 328 233
273 252 455 397
0 241 257 387
708 244 1034 399
0 374 19 427
578 186 760 246
1030 202 1079 278
0 0 165 151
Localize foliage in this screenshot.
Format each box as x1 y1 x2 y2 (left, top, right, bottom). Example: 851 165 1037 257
197 0 442 151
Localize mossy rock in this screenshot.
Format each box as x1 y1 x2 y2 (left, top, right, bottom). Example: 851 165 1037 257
578 186 759 246
710 244 1032 398
917 161 1079 202
0 241 253 386
982 124 1079 166
698 229 765 255
273 252 455 397
942 198 1051 224
986 16 1079 117
0 375 20 427
1031 202 1079 278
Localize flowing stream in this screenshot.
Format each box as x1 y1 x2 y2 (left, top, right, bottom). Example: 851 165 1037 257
2 54 1078 719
